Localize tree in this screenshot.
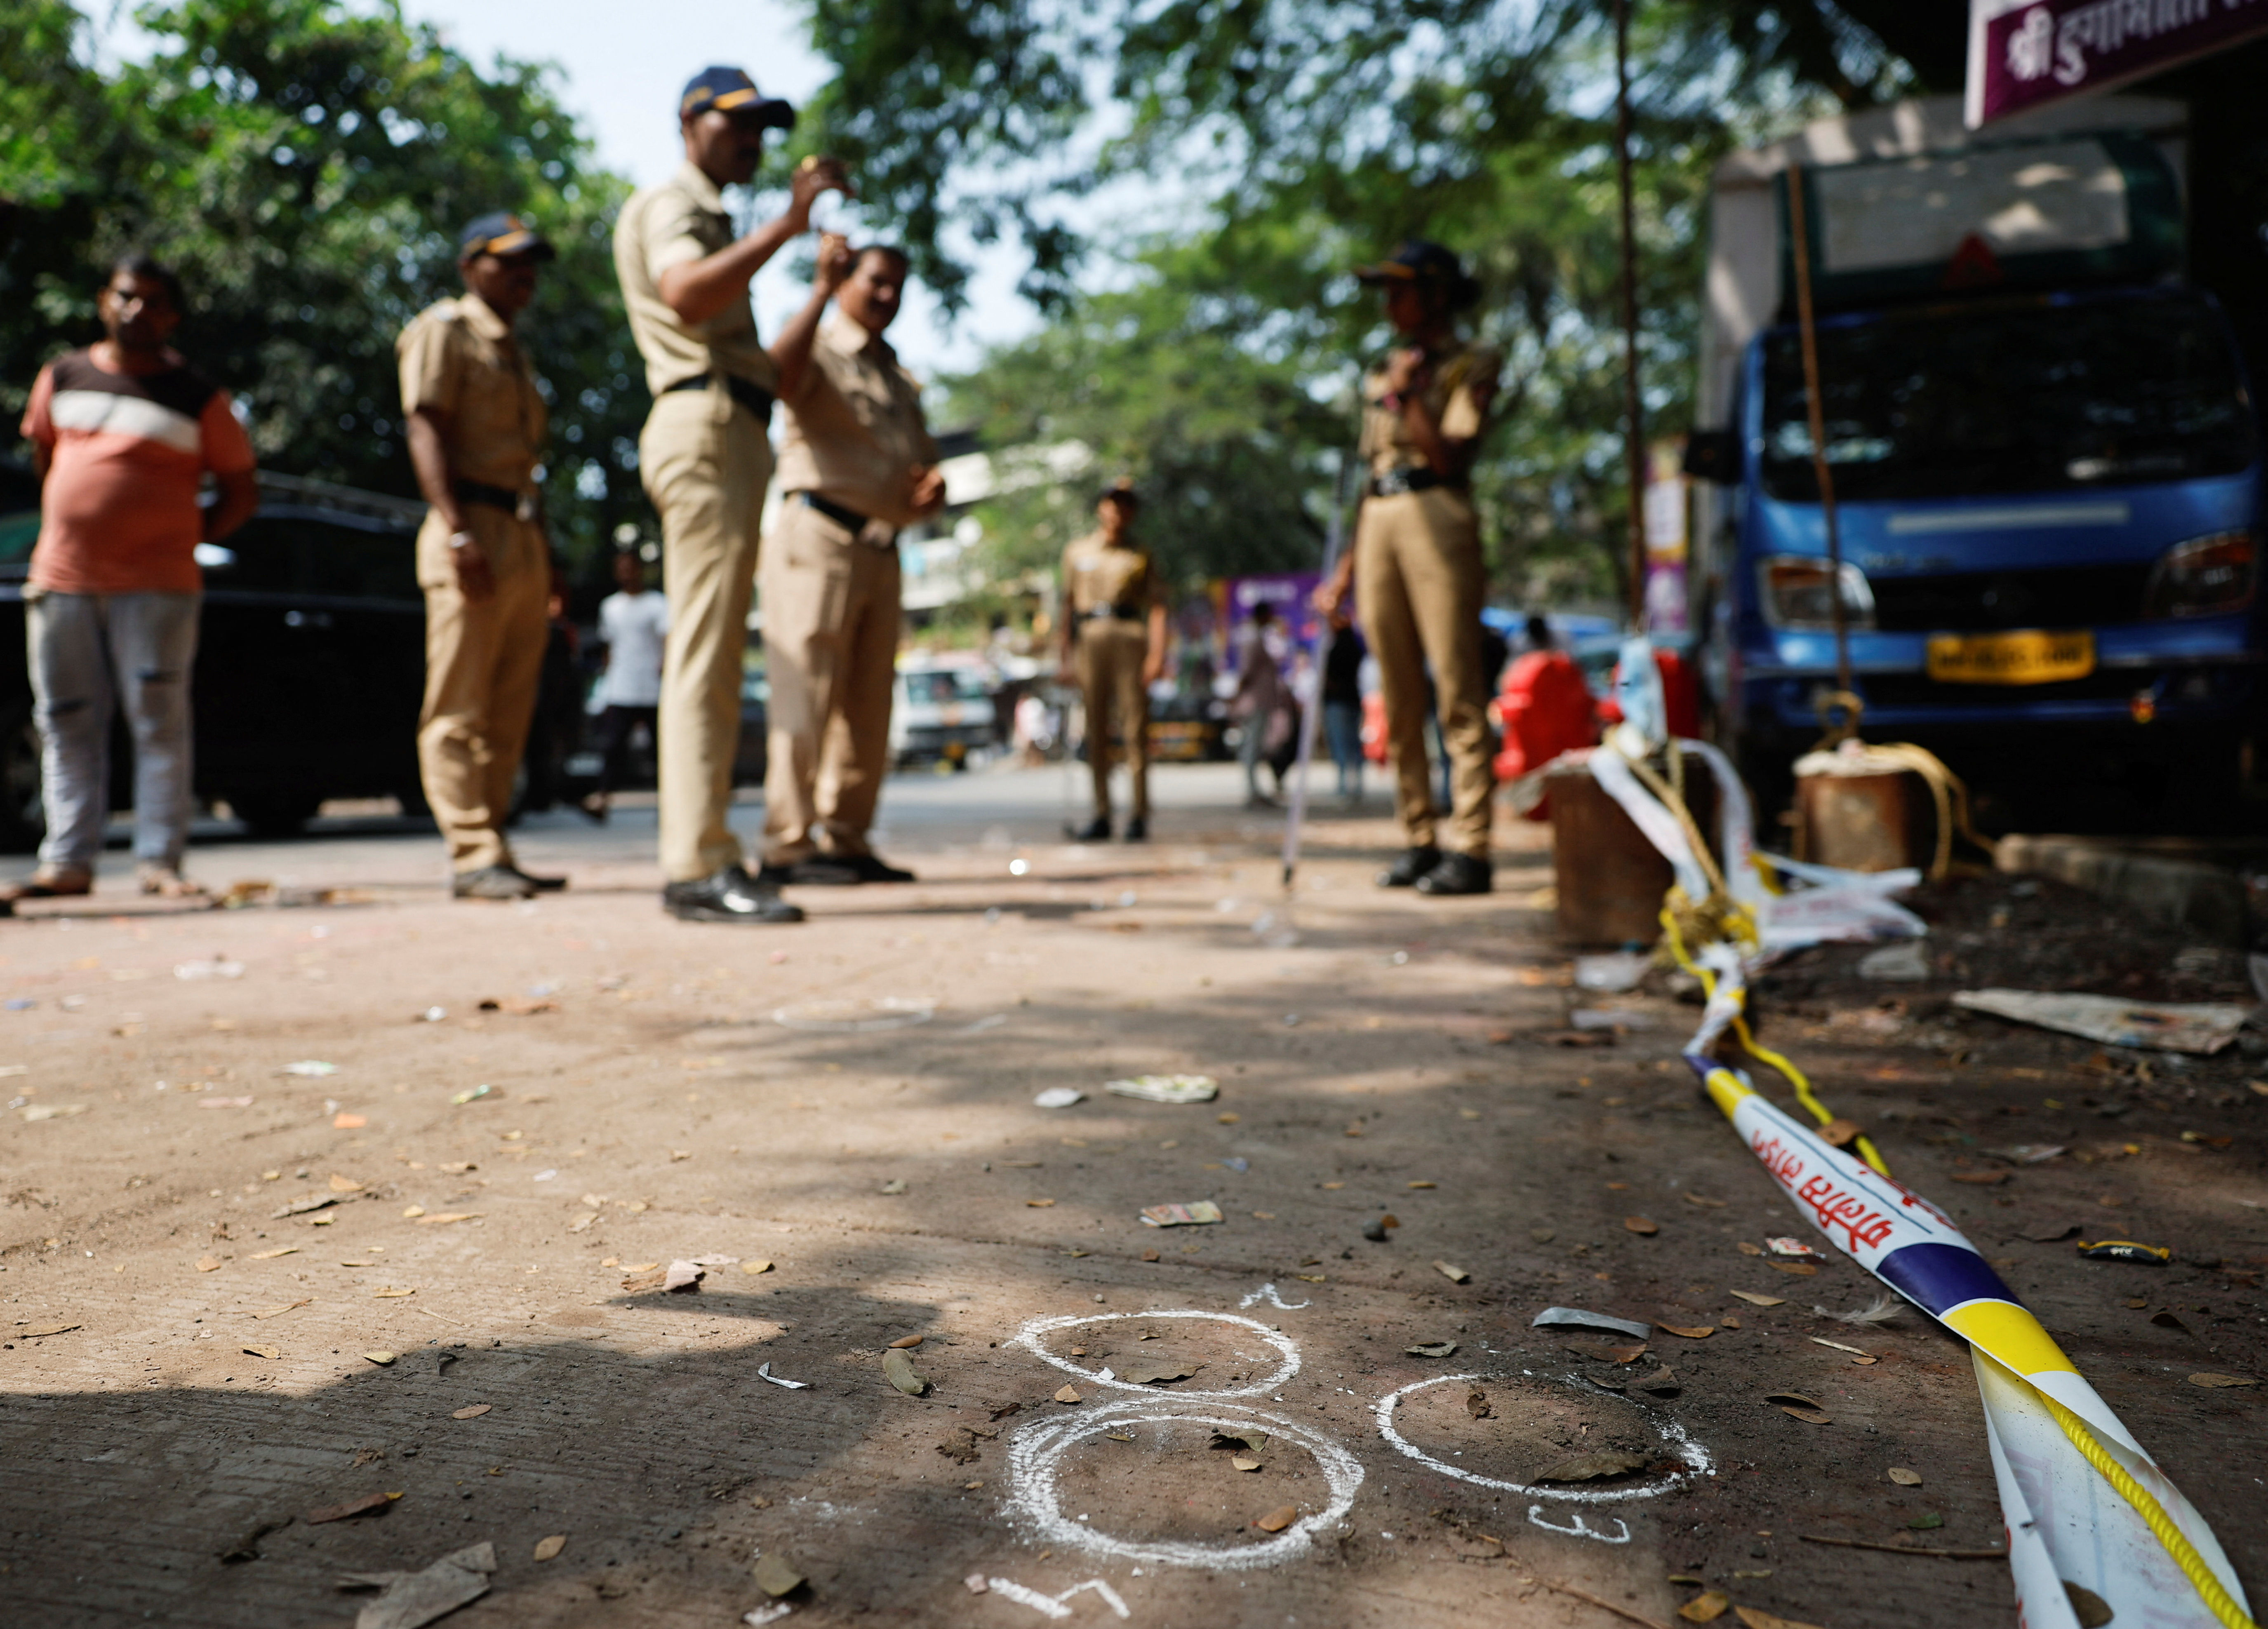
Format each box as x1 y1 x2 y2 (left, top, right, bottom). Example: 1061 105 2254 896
0 0 647 566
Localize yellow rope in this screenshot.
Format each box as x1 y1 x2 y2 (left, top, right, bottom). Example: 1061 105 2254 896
1637 745 2254 1629
1657 903 1891 1178
2035 1389 2258 1629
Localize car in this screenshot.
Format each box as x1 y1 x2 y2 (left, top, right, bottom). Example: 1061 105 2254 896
889 661 996 768
0 462 429 848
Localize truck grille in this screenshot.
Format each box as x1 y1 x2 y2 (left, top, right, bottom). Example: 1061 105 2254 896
1868 564 2152 632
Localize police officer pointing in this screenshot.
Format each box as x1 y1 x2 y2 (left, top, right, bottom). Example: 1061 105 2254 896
614 67 849 924
1314 240 1502 896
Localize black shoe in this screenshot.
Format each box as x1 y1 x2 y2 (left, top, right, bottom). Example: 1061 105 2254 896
507 865 568 892
1122 817 1147 843
1377 845 1442 888
839 853 916 883
776 856 865 886
1414 851 1493 896
578 795 608 825
663 865 805 923
454 865 537 901
1067 816 1111 842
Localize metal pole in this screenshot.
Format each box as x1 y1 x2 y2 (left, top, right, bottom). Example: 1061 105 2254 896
1280 452 1357 891
1783 160 1854 706
1615 0 1647 630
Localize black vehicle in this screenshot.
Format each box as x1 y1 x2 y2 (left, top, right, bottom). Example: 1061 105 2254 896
0 463 429 849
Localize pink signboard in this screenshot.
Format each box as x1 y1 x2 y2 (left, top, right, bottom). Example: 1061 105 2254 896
1967 0 2268 125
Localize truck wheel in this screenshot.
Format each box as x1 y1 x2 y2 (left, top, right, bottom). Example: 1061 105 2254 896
0 700 44 855
228 792 322 838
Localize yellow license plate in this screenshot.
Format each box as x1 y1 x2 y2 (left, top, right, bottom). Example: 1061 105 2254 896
1925 629 2095 685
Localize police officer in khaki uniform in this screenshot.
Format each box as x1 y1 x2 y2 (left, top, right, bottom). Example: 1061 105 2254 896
1059 482 1166 842
398 212 565 901
614 66 849 924
761 239 943 885
1314 240 1501 896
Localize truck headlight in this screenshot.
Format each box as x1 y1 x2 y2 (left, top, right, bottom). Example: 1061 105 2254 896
1757 555 1875 631
2144 531 2255 618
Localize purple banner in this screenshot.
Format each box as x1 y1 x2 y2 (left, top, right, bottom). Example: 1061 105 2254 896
1967 0 2268 125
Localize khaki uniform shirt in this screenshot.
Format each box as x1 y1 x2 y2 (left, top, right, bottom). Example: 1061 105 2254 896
774 316 940 531
395 292 547 492
1061 533 1156 618
613 160 780 398
1359 338 1501 479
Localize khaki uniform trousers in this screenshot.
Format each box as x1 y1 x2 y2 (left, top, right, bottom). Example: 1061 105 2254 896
639 386 774 883
416 505 549 873
760 500 901 865
1076 618 1151 820
1354 487 1494 856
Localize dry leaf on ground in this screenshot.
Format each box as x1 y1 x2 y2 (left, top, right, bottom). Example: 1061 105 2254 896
2189 1372 2257 1388
1729 1290 1785 1307
533 1535 567 1562
451 1404 491 1420
883 1347 930 1396
1888 1467 1922 1486
1254 1505 1298 1532
1625 1216 1660 1235
307 1490 398 1524
1679 1591 1732 1623
1534 1450 1649 1483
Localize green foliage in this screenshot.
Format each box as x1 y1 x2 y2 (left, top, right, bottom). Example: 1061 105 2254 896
0 0 645 565
940 237 1348 598
875 1 1866 608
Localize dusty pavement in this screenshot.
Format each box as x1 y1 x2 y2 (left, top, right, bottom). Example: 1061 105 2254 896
1 762 2263 1629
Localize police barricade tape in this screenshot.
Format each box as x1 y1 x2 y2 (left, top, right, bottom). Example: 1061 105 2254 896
1588 738 2256 1629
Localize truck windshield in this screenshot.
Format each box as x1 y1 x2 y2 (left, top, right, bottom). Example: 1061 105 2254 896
1760 294 2256 502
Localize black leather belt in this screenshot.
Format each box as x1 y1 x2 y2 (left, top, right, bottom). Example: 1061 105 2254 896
661 372 776 424
455 479 532 517
792 490 873 532
1368 466 1454 497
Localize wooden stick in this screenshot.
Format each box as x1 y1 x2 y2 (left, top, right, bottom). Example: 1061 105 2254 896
1800 1534 2007 1560
1541 1578 1673 1629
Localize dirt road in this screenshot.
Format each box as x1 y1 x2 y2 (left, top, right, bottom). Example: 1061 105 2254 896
2 766 2261 1627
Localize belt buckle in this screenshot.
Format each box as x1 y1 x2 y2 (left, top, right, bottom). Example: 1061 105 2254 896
514 491 538 523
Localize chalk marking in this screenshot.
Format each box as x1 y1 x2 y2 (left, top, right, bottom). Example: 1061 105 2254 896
1238 1282 1310 1311
1527 1505 1632 1544
1009 1309 1299 1398
983 1578 1132 1620
1374 1373 1710 1503
1005 1400 1362 1570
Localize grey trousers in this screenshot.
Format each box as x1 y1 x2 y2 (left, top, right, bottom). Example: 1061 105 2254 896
26 589 201 874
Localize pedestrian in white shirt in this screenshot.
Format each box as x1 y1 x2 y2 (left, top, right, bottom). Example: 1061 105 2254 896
582 548 669 821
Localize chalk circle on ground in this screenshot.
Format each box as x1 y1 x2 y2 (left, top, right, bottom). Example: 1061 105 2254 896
1374 1372 1711 1503
772 996 936 1032
1004 1399 1363 1571
1008 1309 1299 1399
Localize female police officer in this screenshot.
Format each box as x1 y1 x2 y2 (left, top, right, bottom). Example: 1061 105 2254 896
1314 240 1501 895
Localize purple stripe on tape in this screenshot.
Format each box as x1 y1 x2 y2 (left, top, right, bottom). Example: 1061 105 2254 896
1877 1241 2021 1319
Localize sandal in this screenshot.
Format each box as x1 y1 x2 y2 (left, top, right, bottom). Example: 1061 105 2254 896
136 864 208 899
0 867 94 902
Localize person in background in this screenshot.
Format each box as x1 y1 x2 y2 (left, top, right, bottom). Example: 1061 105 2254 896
758 239 941 886
398 212 564 901
583 547 669 822
1493 613 1597 818
1321 612 1367 805
615 65 849 924
1313 239 1501 896
1231 600 1289 808
4 253 257 905
1059 481 1165 841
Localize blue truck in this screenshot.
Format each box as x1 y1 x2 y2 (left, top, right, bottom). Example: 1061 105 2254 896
1685 94 2262 830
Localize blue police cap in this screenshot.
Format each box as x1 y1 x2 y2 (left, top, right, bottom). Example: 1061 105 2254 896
457 212 555 262
680 66 795 128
